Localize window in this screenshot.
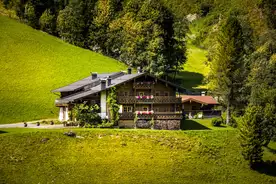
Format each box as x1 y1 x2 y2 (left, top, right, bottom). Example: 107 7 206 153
155 108 159 112
123 106 133 112
164 91 169 96
155 91 160 96
124 91 128 96
143 106 148 111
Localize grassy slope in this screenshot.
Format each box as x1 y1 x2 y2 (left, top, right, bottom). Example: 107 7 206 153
0 15 126 124
179 44 208 89
0 128 275 184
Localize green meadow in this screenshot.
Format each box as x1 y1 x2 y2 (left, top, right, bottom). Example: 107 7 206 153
0 124 275 184
0 15 126 124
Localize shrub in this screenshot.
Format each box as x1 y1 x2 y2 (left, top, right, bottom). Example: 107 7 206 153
211 118 223 127
39 9 56 34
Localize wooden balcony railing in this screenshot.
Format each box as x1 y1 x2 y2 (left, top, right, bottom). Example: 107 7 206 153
153 96 182 104
119 112 135 120
119 112 183 120
117 96 182 104
133 82 154 89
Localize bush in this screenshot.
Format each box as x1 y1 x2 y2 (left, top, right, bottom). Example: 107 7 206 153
39 9 56 34
211 118 223 127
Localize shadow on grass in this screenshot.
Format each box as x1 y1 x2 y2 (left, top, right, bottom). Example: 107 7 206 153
266 146 276 154
181 120 210 130
174 71 205 89
0 130 8 134
253 161 276 176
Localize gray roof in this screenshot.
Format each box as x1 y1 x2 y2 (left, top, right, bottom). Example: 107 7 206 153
53 71 187 105
52 72 124 92
55 73 144 104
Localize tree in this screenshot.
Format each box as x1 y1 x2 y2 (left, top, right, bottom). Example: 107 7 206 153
240 105 264 168
57 2 86 47
247 30 276 145
24 2 37 28
72 103 101 126
39 9 56 34
207 13 246 125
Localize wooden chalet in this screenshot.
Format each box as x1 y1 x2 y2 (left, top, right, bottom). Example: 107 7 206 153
52 68 186 130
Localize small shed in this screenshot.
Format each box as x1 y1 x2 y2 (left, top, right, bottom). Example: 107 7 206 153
181 95 220 118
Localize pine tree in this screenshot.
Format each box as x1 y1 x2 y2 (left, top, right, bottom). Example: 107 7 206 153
207 13 246 125
24 2 37 28
39 9 56 35
240 105 264 168
57 2 86 47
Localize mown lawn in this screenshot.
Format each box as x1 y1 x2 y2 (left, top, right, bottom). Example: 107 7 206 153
0 15 126 124
0 128 275 184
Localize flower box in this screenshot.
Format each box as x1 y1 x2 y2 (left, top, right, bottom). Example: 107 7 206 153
135 110 154 115
135 95 154 99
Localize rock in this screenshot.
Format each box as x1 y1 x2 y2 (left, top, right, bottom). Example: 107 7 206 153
76 136 84 139
64 131 76 137
41 138 49 143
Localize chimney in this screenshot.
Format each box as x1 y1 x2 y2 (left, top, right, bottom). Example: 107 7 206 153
107 76 112 86
127 67 132 74
91 72 98 80
101 79 106 90
137 67 143 73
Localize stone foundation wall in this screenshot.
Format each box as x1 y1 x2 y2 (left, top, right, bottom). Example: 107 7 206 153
136 120 151 129
154 120 180 130
135 120 180 130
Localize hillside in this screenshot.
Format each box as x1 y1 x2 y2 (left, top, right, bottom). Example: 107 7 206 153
0 15 208 124
179 44 208 89
0 128 275 183
0 15 126 124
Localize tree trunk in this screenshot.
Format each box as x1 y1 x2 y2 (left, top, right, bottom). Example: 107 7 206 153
226 102 231 125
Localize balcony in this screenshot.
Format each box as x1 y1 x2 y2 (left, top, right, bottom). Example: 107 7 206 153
133 82 154 89
117 96 182 104
119 112 182 120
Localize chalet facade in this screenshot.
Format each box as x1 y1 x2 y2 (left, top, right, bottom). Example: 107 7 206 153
52 68 184 130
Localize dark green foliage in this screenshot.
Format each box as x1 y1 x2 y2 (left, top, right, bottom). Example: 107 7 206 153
72 103 101 125
259 0 276 29
240 105 264 167
39 9 56 34
211 117 223 127
24 2 37 28
248 30 276 146
57 2 86 47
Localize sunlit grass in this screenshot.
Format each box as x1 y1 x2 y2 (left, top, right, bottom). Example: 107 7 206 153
0 128 275 184
0 15 126 124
